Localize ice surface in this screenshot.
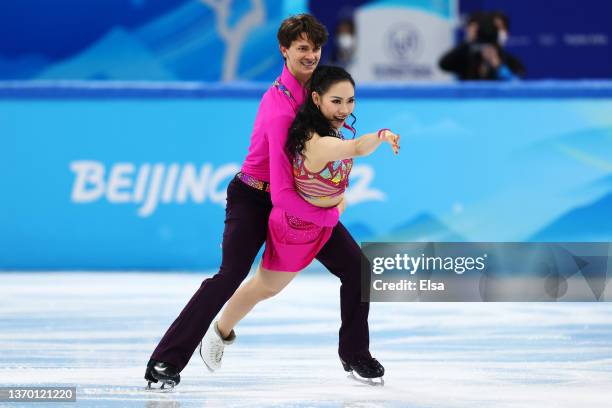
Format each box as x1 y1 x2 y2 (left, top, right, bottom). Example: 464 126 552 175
1 272 611 407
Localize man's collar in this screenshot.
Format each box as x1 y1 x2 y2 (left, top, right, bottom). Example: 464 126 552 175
280 64 307 105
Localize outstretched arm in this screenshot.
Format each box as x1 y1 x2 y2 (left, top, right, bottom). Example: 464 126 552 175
267 112 340 227
306 129 400 164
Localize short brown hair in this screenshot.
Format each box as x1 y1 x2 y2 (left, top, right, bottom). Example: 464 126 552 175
277 14 328 49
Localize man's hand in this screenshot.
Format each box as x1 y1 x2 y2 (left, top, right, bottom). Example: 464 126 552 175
481 44 501 68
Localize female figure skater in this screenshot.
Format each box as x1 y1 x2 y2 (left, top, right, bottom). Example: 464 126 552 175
201 65 399 383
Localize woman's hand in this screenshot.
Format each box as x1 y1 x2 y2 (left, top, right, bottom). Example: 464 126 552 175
381 130 400 155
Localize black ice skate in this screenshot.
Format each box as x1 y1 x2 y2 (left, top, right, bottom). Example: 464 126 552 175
340 354 385 386
145 359 181 391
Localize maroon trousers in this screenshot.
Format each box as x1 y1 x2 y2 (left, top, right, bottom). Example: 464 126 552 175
151 176 369 371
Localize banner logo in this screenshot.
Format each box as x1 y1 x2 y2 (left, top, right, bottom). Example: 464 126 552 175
70 161 239 217
386 23 422 61
69 161 386 217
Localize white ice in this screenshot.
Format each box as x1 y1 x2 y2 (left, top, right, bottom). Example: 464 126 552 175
1 272 611 407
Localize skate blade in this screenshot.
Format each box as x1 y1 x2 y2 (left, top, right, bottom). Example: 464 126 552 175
347 372 385 387
146 381 176 393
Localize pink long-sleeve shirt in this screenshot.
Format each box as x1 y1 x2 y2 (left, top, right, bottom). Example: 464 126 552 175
241 65 339 227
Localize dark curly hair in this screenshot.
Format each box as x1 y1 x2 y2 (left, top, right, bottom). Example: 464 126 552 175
286 65 356 156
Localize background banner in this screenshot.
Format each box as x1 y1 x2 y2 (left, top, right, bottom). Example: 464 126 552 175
2 82 612 270
0 0 304 81
350 0 455 81
3 0 611 80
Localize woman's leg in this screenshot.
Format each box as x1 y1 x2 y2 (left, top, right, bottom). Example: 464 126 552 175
217 264 298 337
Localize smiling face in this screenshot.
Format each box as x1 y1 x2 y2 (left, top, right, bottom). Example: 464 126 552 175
280 34 321 85
312 80 355 129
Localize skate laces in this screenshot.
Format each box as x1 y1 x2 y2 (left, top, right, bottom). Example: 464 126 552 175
212 338 223 363
201 321 236 371
210 326 226 364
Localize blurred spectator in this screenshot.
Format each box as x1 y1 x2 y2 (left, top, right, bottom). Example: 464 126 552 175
329 18 356 69
492 11 510 46
439 11 525 80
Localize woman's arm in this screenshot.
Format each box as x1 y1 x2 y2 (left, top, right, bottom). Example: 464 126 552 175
306 129 400 164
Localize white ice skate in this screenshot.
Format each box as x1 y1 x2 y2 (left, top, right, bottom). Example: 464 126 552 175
198 321 236 372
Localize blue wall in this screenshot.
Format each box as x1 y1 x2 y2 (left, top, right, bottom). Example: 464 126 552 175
2 81 612 270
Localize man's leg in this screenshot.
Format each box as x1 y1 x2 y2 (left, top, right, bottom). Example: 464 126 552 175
150 179 271 371
315 222 370 361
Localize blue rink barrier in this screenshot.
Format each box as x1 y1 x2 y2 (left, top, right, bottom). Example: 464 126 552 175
1 81 612 270
3 80 612 99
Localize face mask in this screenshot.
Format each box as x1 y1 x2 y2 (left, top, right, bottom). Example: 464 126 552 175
498 30 508 46
336 33 355 51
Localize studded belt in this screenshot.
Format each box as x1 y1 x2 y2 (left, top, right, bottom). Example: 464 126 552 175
236 172 270 192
